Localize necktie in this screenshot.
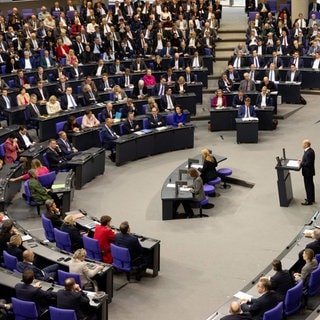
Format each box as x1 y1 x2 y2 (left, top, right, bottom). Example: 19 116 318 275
246 106 250 118
109 111 112 119
4 96 10 109
32 104 40 116
187 74 190 83
105 81 109 89
89 91 94 99
250 71 254 80
68 94 75 108
40 89 45 100
255 57 259 68
245 80 249 91
125 76 129 86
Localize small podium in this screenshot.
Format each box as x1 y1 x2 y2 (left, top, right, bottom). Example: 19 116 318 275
236 118 259 143
275 159 301 207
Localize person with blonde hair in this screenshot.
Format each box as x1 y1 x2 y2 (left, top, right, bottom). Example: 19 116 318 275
46 95 62 114
61 215 86 251
69 248 104 290
200 148 218 184
7 234 23 261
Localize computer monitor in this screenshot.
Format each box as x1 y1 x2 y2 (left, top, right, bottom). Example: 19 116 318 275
187 158 199 168
179 169 188 180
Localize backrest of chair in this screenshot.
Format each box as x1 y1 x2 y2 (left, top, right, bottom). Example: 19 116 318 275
110 244 131 272
284 280 303 316
54 228 72 252
8 79 15 88
12 297 38 320
142 118 149 129
97 112 103 123
41 214 55 242
0 142 5 158
23 180 34 206
83 236 102 261
49 306 77 320
308 265 320 296
38 171 56 189
315 254 320 265
262 301 283 320
76 116 83 127
3 250 18 271
165 113 174 125
56 121 67 134
57 269 81 287
42 153 50 170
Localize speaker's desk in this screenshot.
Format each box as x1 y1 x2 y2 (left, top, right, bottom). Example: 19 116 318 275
161 154 227 220
235 118 259 143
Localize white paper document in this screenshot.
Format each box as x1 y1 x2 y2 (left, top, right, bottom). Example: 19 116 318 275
234 291 253 300
287 160 300 168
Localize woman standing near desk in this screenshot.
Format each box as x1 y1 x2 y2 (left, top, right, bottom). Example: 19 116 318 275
200 148 218 184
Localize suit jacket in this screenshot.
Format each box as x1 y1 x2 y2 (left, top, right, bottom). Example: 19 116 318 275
69 67 84 79
83 90 99 105
133 86 148 99
57 290 90 320
265 69 280 81
189 56 204 68
100 125 118 150
160 94 177 111
15 283 57 312
92 64 109 76
0 95 12 113
60 93 80 110
131 60 148 72
238 105 256 118
99 78 115 91
255 93 272 107
17 132 34 150
34 87 50 102
115 232 143 262
46 147 66 171
266 57 283 69
14 76 29 89
241 291 280 320
289 57 304 69
34 72 49 83
25 103 41 121
174 83 188 94
148 114 164 128
16 261 51 281
270 270 294 299
19 57 36 70
109 63 125 75
170 57 185 69
301 148 315 177
239 79 256 92
211 95 227 107
45 211 63 229
285 70 302 82
60 223 83 251
232 94 247 108
57 137 75 160
218 78 233 92
249 56 263 68
225 70 241 82
123 119 140 134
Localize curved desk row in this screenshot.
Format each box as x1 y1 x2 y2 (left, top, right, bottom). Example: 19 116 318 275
161 154 227 220
0 266 109 320
206 210 320 320
115 125 195 166
210 107 275 131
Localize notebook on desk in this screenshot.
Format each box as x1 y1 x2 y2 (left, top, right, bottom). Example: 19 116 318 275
66 211 85 220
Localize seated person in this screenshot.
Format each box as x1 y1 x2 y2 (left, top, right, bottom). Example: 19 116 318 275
17 249 59 281
0 220 18 257
57 131 78 160
142 69 156 87
122 98 138 118
4 133 27 168
199 148 218 184
100 118 119 162
174 76 188 95
100 102 115 122
83 84 99 105
69 248 104 290
240 277 280 319
61 215 85 251
173 168 206 218
145 97 159 114
232 90 247 108
115 221 146 280
256 86 272 108
0 300 11 320
46 95 62 115
133 79 148 99
63 116 81 134
161 87 176 112
6 234 23 261
94 215 116 264
149 107 164 128
270 259 294 300
46 139 68 172
81 109 100 129
113 85 128 102
173 105 186 127
293 248 318 283
17 125 35 151
15 269 57 313
218 73 233 93
45 199 64 229
221 301 252 320
211 89 227 108
123 112 140 134
237 97 256 118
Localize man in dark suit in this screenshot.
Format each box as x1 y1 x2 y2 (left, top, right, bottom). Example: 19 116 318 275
225 65 241 82
264 63 280 82
57 131 78 160
170 52 185 70
132 79 148 99
232 90 247 108
237 97 256 118
33 81 49 105
221 301 252 320
17 249 59 281
285 64 302 82
270 259 294 300
14 69 30 89
309 0 320 12
257 0 271 20
299 139 315 205
46 139 68 171
260 77 277 92
109 59 125 75
123 112 140 134
289 51 304 69
101 118 119 161
60 87 80 110
57 278 92 320
93 58 109 77
240 277 280 320
148 107 164 128
0 89 13 113
25 94 41 124
255 86 272 108
184 67 195 84
264 51 284 69
69 61 84 79
17 125 35 150
160 87 176 111
115 221 146 280
15 269 57 313
99 73 115 92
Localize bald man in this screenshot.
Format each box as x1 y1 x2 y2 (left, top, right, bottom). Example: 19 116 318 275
16 249 58 281
221 301 252 319
299 139 315 205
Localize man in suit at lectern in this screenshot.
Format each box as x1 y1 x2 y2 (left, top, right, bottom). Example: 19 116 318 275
237 97 256 118
299 139 315 205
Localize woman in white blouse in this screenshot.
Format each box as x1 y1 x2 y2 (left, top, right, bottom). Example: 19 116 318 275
46 95 61 115
81 109 100 129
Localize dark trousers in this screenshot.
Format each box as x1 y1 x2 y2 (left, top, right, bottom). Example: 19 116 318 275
173 200 194 216
304 175 315 203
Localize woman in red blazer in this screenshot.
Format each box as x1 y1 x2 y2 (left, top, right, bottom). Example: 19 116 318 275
211 89 227 108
